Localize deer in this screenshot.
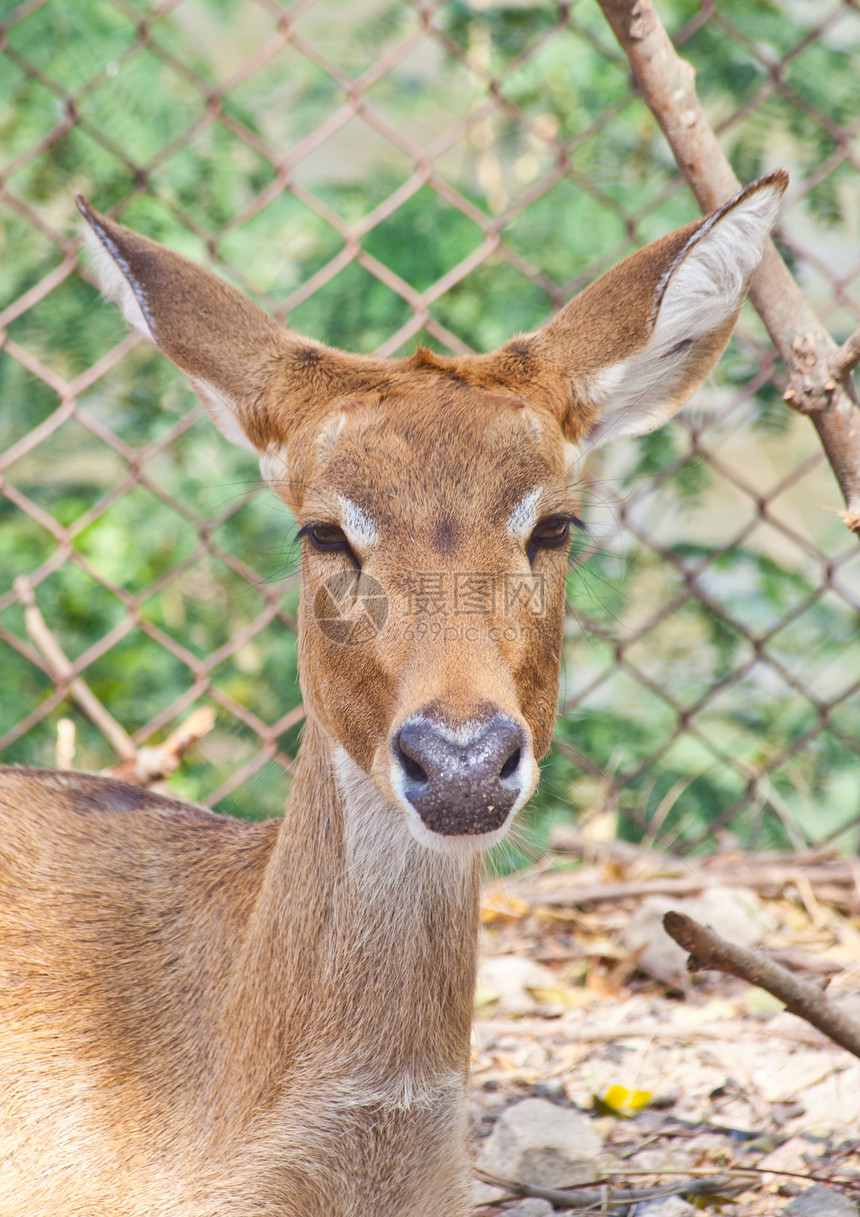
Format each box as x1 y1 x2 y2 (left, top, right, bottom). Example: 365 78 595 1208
0 170 786 1217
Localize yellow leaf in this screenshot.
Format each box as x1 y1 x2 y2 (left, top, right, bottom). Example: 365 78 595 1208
536 906 580 924
580 810 619 842
600 1084 653 1117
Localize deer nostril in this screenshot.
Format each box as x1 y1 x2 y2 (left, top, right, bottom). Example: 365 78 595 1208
397 745 428 785
499 746 521 780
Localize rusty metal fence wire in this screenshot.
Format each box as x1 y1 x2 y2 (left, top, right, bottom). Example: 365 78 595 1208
1 0 859 855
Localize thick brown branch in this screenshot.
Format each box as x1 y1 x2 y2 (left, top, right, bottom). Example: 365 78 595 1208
663 911 860 1061
597 0 860 535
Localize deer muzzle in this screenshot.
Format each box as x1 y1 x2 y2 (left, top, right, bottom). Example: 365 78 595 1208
392 712 528 836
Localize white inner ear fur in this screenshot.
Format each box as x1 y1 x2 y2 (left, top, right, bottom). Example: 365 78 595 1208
258 443 291 494
576 181 784 460
83 221 262 458
82 223 154 342
192 377 257 453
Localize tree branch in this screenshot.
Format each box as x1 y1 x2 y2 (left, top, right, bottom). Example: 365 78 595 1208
663 911 860 1061
14 575 137 761
832 325 860 386
104 706 216 787
597 0 860 536
14 574 214 785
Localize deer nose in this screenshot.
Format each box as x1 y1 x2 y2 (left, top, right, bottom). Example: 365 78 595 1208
393 714 527 836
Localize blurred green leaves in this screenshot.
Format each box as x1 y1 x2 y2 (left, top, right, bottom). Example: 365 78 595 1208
1 0 858 846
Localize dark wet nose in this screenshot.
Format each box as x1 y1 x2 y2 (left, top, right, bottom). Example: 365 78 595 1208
393 714 527 836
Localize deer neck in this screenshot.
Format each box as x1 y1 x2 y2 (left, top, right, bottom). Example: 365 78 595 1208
214 717 482 1116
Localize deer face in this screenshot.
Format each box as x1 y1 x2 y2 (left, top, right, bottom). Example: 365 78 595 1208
78 170 785 850
287 376 576 847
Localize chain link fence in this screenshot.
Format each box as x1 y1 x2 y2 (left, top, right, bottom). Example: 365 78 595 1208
1 0 859 856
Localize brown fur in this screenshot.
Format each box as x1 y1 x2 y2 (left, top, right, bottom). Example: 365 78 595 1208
0 174 785 1215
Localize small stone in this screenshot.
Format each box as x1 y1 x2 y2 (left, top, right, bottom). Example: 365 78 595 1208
783 1183 858 1216
534 1079 566 1100
470 1178 505 1207
634 1197 697 1216
477 955 561 1015
476 1097 602 1188
505 1200 554 1217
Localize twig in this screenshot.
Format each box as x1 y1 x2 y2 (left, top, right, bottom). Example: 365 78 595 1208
663 911 860 1060
104 706 216 787
832 324 860 385
474 1017 828 1049
474 1166 751 1209
14 575 136 761
596 0 860 534
55 717 76 770
515 867 860 913
15 575 214 785
550 827 838 868
531 834 860 913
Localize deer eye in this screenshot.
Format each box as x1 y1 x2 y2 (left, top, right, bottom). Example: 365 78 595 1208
527 515 574 563
298 522 359 568
305 523 349 551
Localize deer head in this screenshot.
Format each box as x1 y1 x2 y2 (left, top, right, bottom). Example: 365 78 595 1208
78 171 785 854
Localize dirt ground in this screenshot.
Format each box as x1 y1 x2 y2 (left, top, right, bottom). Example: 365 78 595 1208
469 833 860 1215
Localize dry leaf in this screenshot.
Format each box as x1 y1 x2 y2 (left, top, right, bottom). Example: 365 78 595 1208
481 895 531 923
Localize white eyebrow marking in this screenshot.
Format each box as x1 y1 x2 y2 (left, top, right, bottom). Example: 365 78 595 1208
506 487 543 541
338 495 377 548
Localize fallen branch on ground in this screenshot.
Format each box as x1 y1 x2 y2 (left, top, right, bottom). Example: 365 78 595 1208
513 869 860 916
541 830 860 914
475 1166 752 1210
663 911 860 1061
550 828 839 870
474 1017 830 1048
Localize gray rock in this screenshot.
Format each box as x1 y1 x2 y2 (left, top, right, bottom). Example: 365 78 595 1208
634 1198 697 1217
505 1201 554 1217
475 1097 602 1188
783 1183 859 1216
477 954 561 1015
470 1178 506 1207
620 886 765 981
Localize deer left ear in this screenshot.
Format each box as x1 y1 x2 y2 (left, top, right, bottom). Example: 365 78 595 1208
523 171 787 467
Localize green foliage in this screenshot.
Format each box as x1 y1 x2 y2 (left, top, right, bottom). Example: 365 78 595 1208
2 0 858 851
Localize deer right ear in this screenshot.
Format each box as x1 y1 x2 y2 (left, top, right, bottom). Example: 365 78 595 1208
77 197 308 458
521 171 788 469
